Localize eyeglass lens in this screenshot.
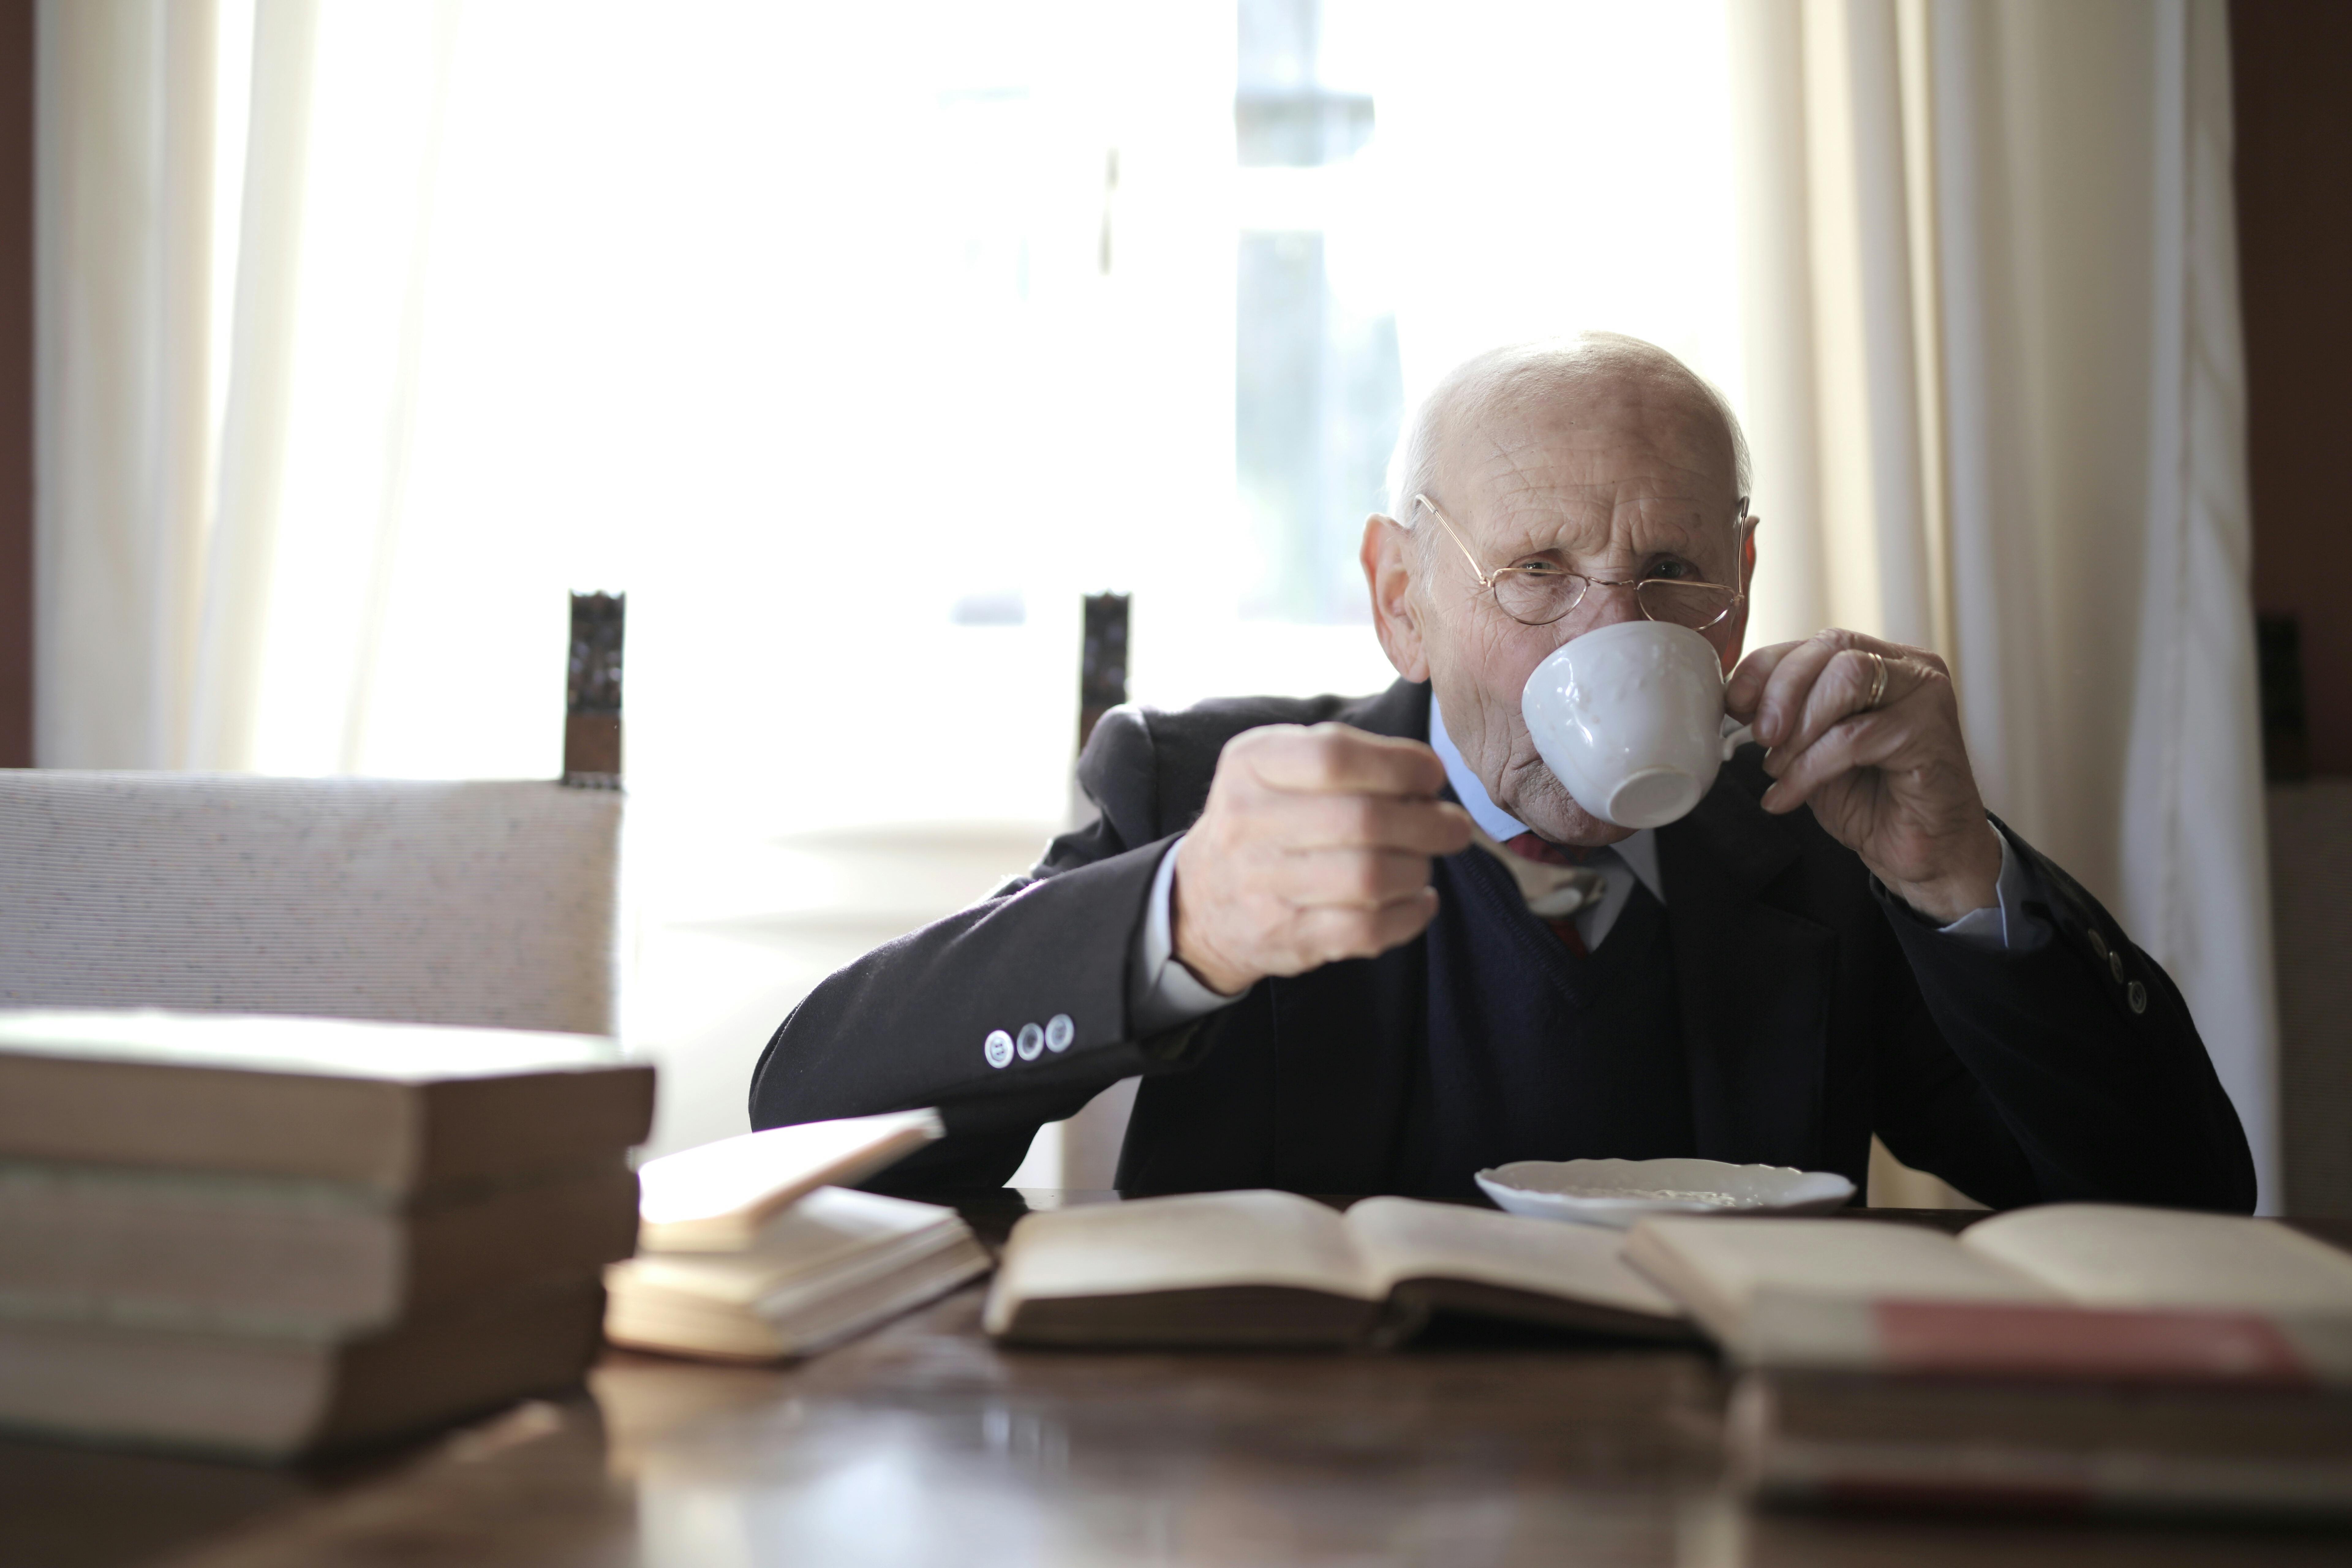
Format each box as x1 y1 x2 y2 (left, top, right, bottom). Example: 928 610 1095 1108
1492 572 1736 629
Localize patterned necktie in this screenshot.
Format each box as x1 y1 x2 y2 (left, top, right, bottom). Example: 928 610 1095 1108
1502 833 1602 957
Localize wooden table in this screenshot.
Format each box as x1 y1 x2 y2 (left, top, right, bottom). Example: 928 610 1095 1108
4 1196 2349 1568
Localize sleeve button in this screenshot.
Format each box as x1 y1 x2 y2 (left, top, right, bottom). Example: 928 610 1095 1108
2128 980 2147 1015
1046 1013 1074 1052
1016 1023 1046 1061
2108 951 2126 984
2088 929 2109 963
984 1030 1015 1069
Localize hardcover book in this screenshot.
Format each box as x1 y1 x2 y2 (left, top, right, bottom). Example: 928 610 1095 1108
0 1280 607 1460
1625 1204 2352 1385
0 1008 654 1193
0 1159 640 1332
1728 1367 2352 1521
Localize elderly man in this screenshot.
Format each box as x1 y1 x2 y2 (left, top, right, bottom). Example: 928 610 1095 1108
751 336 2254 1212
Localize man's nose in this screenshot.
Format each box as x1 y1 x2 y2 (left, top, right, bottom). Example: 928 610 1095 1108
1565 578 1649 638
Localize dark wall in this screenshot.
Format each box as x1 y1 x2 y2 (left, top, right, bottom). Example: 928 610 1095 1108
2235 0 2352 776
0 1 28 767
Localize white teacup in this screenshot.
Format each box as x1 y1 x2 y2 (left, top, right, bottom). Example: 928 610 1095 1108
1519 621 1753 830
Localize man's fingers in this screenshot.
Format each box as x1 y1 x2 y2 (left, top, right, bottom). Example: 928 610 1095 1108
1751 631 1913 750
1254 792 1472 856
1178 723 1470 991
1749 637 1852 745
1238 723 1448 798
1766 646 1916 765
1290 889 1441 963
1724 640 1804 719
1280 848 1435 909
1758 710 1912 812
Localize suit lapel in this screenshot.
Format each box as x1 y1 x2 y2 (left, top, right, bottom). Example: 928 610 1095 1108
1656 766 1837 1168
1338 678 1430 741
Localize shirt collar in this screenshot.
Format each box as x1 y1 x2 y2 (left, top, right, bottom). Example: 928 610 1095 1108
1428 692 1664 904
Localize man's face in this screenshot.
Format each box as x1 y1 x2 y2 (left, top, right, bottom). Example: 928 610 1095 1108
1412 375 1750 845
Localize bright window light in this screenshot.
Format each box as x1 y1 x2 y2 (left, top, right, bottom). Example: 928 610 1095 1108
217 0 1738 1154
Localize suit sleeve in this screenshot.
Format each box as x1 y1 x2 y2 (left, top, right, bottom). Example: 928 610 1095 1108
746 708 1220 1190
1869 819 2257 1213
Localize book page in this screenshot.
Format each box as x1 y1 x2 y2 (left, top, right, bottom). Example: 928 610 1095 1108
984 1190 1374 1331
1343 1197 1680 1320
1626 1218 2055 1339
1960 1204 2352 1314
636 1112 944 1249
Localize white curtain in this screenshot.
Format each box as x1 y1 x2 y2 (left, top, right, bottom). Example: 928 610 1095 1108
1730 0 2276 1207
183 0 318 773
36 0 222 769
37 0 455 775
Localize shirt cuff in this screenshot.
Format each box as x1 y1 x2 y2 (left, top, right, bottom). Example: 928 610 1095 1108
1129 835 1242 1034
1935 822 2038 951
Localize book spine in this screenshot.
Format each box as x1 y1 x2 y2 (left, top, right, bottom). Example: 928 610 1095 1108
1739 1290 2348 1388
1740 1438 2352 1520
1729 1377 2352 1521
0 1060 415 1189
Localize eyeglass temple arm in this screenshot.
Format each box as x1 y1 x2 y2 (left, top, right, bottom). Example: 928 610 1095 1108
1412 493 1498 587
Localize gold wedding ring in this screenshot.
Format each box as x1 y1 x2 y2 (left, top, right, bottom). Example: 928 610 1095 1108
1862 650 1890 711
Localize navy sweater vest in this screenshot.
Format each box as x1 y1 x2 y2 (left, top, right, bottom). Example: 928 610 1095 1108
1413 842 1694 1197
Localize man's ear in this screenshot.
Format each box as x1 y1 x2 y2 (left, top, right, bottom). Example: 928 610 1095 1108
1362 514 1430 682
1719 516 1759 676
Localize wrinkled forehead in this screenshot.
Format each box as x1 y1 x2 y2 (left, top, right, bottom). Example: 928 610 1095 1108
1438 375 1743 552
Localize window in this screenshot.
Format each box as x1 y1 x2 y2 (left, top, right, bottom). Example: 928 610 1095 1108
1234 0 1401 625
198 0 1740 1156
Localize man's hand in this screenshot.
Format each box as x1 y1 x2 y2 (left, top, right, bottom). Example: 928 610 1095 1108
1725 631 2002 924
1171 723 1473 996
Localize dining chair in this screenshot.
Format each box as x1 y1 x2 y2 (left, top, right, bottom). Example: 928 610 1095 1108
1056 591 1140 1188
0 594 627 1036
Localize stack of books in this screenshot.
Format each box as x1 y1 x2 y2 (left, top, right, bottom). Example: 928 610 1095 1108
0 1008 653 1460
605 1109 991 1361
1624 1204 2352 1521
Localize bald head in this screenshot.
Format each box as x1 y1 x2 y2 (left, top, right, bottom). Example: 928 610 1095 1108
1387 334 1749 536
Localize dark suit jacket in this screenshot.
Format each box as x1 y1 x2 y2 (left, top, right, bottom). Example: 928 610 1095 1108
749 679 2256 1211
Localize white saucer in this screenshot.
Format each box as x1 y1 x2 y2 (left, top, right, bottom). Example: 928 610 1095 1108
1473 1157 1856 1229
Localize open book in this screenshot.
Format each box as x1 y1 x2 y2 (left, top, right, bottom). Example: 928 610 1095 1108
984 1189 1688 1348
1626 1204 2352 1385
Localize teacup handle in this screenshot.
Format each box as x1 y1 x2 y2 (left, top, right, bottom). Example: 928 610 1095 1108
1720 714 1755 760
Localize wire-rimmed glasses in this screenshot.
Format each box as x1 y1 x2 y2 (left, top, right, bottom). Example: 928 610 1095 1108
1412 492 1750 631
